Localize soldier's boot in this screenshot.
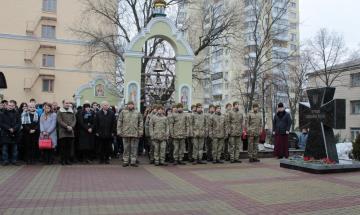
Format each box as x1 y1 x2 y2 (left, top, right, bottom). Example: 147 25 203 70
197 160 206 164
217 160 224 164
192 160 197 165
130 163 138 167
212 160 217 164
160 162 168 166
253 158 260 162
249 158 254 163
122 163 129 167
178 160 186 165
235 160 242 163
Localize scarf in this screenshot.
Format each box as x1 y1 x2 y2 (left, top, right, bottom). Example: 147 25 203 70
84 111 92 119
59 107 74 113
21 111 39 124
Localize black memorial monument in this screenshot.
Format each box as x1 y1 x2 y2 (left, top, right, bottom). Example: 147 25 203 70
280 87 360 173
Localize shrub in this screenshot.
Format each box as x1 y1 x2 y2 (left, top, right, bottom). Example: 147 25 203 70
353 135 360 161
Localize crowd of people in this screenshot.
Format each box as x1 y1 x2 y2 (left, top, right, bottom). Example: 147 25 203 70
0 98 292 167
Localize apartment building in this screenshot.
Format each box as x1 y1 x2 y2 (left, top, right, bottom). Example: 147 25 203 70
178 0 300 117
0 0 119 106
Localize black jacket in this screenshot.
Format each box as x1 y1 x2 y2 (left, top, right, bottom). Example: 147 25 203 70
94 109 116 139
273 111 292 135
0 109 21 143
78 110 95 150
22 113 40 136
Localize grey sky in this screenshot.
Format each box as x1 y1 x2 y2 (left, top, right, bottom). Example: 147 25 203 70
300 0 360 49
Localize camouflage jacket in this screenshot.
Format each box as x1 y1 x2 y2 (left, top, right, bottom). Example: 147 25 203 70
149 114 169 140
209 113 228 139
169 112 190 139
228 109 244 137
247 111 262 136
187 112 194 137
117 109 143 138
190 112 207 138
145 112 155 137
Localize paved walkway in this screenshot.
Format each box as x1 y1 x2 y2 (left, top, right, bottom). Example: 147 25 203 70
1 158 360 215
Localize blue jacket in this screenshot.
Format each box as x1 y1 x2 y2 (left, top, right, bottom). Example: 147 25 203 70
298 133 308 149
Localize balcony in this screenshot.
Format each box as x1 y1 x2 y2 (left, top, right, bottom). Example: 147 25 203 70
272 46 289 54
24 44 56 63
26 15 57 36
273 32 289 41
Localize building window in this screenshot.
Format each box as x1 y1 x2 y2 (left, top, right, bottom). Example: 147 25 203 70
42 54 55 67
41 25 56 39
289 12 296 19
290 44 297 51
351 100 360 114
351 128 360 141
290 2 296 8
351 72 360 87
42 0 57 12
42 79 54 92
291 33 297 41
290 23 297 30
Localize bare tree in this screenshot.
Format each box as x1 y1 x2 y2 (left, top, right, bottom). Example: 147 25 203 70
278 50 311 130
73 0 239 106
348 43 360 61
306 28 347 87
231 0 295 115
180 0 241 82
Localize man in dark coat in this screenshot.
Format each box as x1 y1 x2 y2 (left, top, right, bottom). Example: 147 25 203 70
94 101 116 164
0 100 21 166
77 103 95 163
273 102 292 159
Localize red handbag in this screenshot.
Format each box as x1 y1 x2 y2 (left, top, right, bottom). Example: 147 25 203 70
39 138 52 149
241 128 248 140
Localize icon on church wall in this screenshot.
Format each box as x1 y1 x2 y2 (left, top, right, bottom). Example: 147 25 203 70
180 86 190 109
128 83 138 108
95 83 105 97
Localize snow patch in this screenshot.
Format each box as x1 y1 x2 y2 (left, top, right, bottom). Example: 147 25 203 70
336 142 353 160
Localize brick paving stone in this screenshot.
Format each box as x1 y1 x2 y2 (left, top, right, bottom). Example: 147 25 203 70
191 167 294 182
226 179 360 205
1 158 360 215
295 205 360 215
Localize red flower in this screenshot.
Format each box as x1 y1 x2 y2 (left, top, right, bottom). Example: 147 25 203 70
303 156 311 161
322 157 335 164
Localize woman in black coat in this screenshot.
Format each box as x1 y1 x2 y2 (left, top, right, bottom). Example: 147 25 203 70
77 103 95 163
273 103 292 159
21 103 40 164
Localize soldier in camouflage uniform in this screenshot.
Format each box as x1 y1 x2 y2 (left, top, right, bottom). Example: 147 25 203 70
117 101 143 167
149 105 169 166
205 104 215 161
169 103 189 165
223 103 232 161
228 101 244 163
166 105 177 162
145 106 157 164
190 103 207 165
247 103 262 162
209 105 228 163
185 104 196 161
